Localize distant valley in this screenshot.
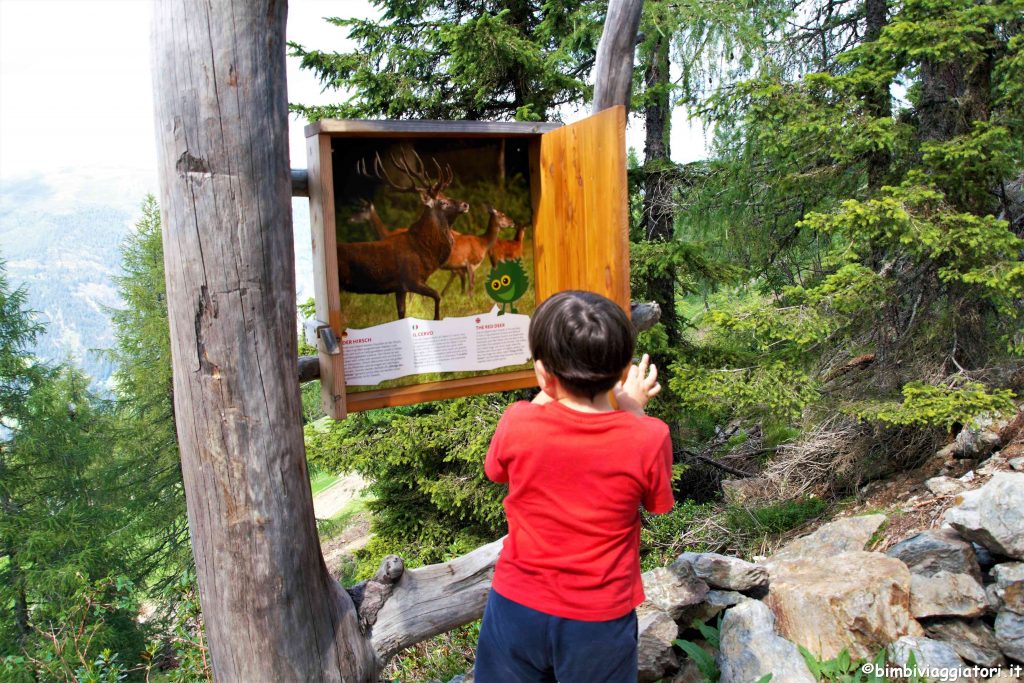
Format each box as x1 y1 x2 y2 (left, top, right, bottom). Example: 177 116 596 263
0 167 314 390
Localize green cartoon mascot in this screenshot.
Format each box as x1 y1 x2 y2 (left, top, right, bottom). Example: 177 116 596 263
485 259 529 315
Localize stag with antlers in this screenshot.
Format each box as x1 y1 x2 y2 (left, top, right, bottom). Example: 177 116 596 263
337 151 469 320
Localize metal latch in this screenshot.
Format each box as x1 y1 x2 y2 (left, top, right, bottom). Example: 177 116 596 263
303 319 341 356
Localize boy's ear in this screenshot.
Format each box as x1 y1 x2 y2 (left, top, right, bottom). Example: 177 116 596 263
534 359 558 398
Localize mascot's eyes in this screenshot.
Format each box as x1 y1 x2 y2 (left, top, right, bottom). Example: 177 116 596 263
500 275 511 286
491 280 501 290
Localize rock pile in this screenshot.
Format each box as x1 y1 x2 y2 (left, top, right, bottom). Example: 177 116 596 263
633 472 1024 682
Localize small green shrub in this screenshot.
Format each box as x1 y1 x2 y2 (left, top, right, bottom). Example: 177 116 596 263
640 500 720 570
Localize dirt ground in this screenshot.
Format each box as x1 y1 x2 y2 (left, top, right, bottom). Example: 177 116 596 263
313 473 368 519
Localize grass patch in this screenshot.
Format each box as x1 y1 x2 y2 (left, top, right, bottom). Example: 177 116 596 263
381 621 480 683
640 500 722 570
725 496 828 535
310 470 341 497
317 497 371 543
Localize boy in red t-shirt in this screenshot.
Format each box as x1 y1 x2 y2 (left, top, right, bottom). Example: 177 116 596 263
475 290 675 683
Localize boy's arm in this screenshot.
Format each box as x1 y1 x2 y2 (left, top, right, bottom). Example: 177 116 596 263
642 431 675 514
484 409 513 484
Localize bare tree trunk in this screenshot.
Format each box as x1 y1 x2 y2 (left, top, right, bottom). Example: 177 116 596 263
642 31 678 346
864 0 890 191
593 0 645 113
152 1 374 679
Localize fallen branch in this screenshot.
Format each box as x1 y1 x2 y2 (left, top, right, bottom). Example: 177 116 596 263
369 537 503 665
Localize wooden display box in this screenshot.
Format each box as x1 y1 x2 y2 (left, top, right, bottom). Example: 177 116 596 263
305 105 629 419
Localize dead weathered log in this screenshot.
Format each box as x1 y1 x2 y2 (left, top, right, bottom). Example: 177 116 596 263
592 0 645 113
347 555 405 634
297 354 321 383
370 538 504 665
297 301 662 382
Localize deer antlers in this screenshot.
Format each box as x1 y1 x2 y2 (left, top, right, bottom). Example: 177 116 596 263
356 149 453 198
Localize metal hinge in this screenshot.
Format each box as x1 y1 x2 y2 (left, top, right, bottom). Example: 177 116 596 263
303 319 341 355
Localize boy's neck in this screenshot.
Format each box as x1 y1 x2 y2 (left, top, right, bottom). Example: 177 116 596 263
556 390 615 414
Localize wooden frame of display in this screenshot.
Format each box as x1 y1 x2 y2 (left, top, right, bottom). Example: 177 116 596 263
306 105 629 418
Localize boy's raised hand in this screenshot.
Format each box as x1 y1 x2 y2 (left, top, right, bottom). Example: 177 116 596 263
613 353 661 415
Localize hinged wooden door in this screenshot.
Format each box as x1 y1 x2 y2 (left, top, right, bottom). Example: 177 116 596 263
534 105 630 311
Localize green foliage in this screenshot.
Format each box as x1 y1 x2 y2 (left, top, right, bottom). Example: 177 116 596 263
2 574 142 683
640 500 719 570
305 394 516 578
799 181 1024 320
675 636 719 681
725 497 828 535
800 646 899 683
670 360 819 423
850 381 1017 429
142 572 212 683
289 0 604 121
104 195 190 586
381 621 480 683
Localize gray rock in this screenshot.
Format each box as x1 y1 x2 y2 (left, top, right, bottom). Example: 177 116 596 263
637 608 680 683
922 617 1007 667
640 566 709 621
768 514 886 566
909 571 989 618
990 583 1006 612
926 475 969 496
1010 457 1024 472
888 636 969 681
944 473 1024 560
974 542 997 568
955 421 1002 458
717 600 816 683
993 562 1024 615
672 552 768 592
987 669 1024 682
886 528 982 580
677 590 747 629
995 609 1024 662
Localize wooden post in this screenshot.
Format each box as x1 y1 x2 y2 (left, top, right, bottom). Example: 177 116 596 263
592 0 645 113
151 1 375 679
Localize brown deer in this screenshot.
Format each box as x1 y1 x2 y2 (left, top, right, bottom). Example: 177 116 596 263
348 199 391 240
338 152 469 320
489 222 528 267
441 206 515 296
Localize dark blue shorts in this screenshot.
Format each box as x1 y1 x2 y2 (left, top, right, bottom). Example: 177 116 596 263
474 589 638 683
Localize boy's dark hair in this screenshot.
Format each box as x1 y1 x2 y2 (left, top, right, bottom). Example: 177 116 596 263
529 291 635 400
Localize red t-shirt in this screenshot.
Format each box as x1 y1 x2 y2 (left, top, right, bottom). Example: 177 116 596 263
484 400 675 621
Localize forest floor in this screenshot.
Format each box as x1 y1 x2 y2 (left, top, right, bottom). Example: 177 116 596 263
313 473 373 581
313 473 368 519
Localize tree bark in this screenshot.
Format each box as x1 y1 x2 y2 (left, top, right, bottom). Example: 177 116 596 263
592 0 645 113
152 1 374 679
864 0 890 191
641 31 678 346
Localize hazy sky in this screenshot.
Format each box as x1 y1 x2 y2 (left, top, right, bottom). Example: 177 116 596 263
0 0 708 185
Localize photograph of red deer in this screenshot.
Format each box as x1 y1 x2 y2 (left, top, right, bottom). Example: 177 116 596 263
331 137 536 391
